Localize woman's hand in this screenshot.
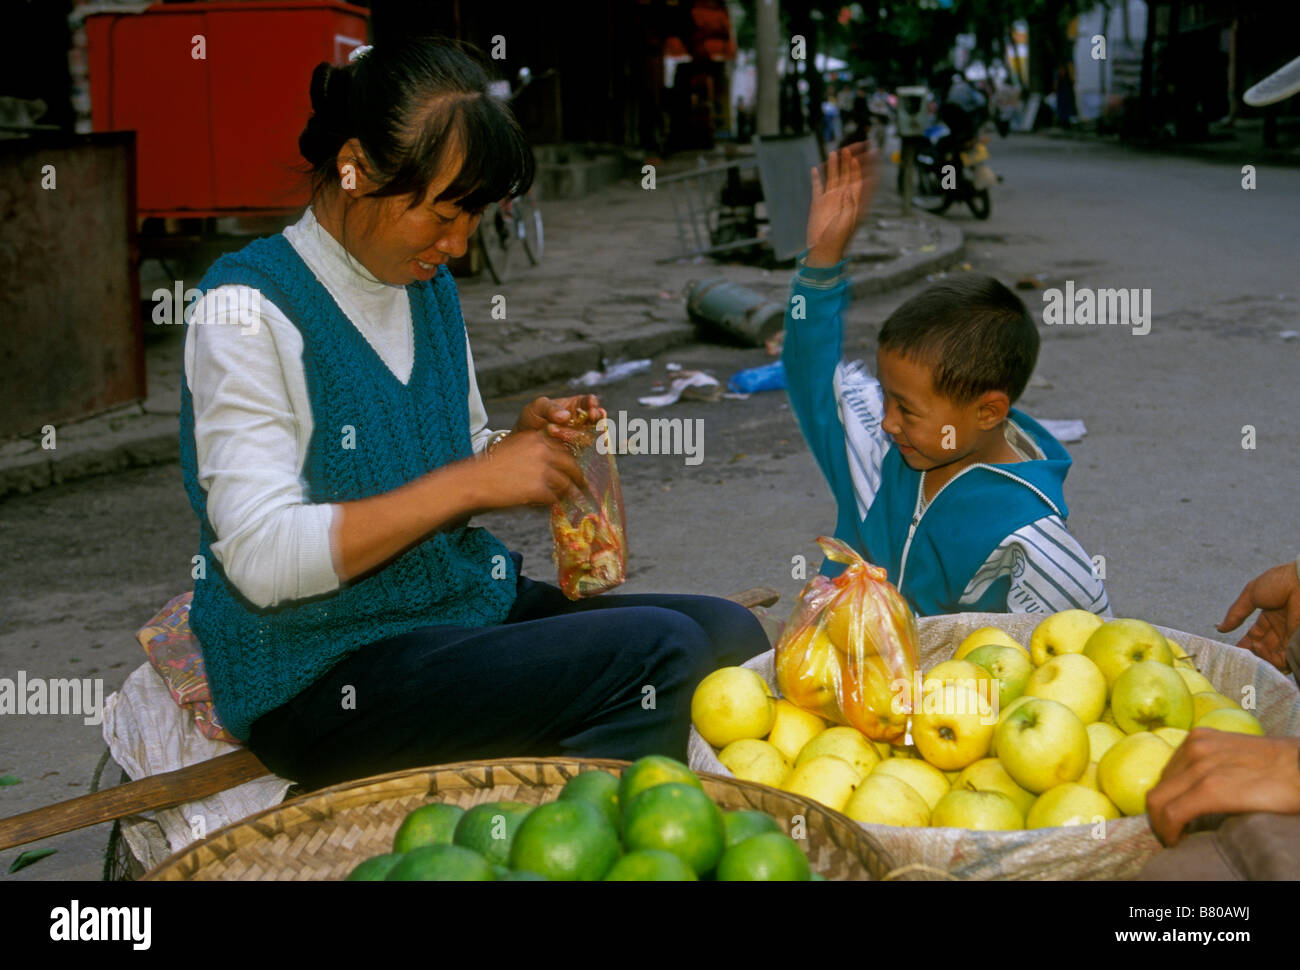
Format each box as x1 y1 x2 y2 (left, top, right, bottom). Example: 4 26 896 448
331 431 584 584
1217 560 1300 671
472 429 586 510
1146 729 1300 845
514 395 606 448
805 143 879 268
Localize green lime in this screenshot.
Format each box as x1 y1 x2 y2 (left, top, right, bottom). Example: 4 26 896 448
453 801 534 866
621 782 725 876
558 770 621 829
723 809 783 848
617 756 703 818
509 800 621 881
346 852 405 881
385 844 495 881
603 849 698 881
810 871 828 881
715 832 811 881
392 802 465 853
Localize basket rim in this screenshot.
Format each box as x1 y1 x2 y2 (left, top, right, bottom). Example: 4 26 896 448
142 755 896 880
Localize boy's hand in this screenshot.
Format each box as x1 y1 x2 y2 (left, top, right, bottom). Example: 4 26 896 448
806 143 879 268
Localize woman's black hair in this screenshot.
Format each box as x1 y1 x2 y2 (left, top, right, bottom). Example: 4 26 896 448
298 36 534 212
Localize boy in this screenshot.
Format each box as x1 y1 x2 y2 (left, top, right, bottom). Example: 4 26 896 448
782 146 1109 617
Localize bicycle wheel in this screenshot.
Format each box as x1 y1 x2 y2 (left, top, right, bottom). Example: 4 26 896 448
516 193 544 265
477 202 512 284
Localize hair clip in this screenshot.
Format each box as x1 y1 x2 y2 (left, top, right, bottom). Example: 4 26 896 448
347 44 373 64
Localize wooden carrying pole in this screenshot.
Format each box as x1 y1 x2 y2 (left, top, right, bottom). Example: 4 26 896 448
0 749 271 852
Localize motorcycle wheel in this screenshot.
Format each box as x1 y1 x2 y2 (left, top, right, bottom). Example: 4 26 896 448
914 167 952 214
967 189 991 220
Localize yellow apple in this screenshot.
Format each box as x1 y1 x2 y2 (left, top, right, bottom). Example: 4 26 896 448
871 740 893 760
795 726 881 779
954 626 1028 661
1100 706 1119 728
912 683 997 771
718 738 790 787
994 697 1089 794
1026 653 1107 725
843 773 931 827
691 666 776 747
1026 782 1120 828
1110 660 1194 733
1097 731 1174 816
1082 618 1173 687
1086 721 1125 762
922 659 994 694
1078 762 1101 790
1167 637 1197 670
872 758 951 811
931 789 1024 830
965 643 1033 709
952 757 1036 816
781 754 862 811
1192 692 1237 722
775 626 844 721
766 699 828 762
1029 609 1105 667
1194 708 1265 736
1152 727 1189 748
1175 666 1217 696
944 770 961 783
988 695 1034 756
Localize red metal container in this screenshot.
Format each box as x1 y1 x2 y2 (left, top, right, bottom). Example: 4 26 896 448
87 1 368 218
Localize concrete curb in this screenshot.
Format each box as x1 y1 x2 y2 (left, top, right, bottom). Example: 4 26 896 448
0 218 963 500
848 217 966 299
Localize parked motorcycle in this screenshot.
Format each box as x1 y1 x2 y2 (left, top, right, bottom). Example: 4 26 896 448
897 121 998 220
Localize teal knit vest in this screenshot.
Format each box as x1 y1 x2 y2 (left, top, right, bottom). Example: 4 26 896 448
179 234 517 740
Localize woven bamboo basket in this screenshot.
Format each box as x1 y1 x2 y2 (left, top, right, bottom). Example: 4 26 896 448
143 757 897 880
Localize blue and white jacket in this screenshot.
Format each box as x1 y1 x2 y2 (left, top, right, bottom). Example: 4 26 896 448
782 251 1111 619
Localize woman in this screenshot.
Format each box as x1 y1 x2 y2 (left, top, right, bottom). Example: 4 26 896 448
180 37 768 791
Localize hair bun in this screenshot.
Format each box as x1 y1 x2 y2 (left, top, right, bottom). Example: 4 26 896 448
309 61 333 113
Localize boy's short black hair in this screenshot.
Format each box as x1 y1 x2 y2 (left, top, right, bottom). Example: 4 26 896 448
877 275 1039 405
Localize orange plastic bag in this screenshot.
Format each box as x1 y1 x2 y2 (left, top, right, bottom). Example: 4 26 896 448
550 417 628 599
774 537 920 742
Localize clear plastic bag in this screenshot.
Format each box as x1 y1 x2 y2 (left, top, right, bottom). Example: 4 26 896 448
550 417 628 599
775 536 920 742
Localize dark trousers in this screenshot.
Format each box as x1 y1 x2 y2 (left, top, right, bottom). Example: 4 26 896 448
245 556 769 791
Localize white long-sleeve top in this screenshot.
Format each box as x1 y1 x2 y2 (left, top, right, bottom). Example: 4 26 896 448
183 207 497 610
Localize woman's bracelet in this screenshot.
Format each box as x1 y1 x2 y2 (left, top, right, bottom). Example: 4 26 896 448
485 429 511 457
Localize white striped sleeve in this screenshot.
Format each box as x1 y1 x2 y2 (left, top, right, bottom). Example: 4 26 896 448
833 360 890 521
958 515 1113 617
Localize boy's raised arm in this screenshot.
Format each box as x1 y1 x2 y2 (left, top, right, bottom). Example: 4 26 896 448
783 145 882 508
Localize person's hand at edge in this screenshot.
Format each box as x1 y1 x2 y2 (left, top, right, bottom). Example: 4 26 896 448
1146 729 1300 846
1217 560 1300 672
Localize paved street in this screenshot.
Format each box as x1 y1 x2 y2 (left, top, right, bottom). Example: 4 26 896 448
2 134 1298 879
